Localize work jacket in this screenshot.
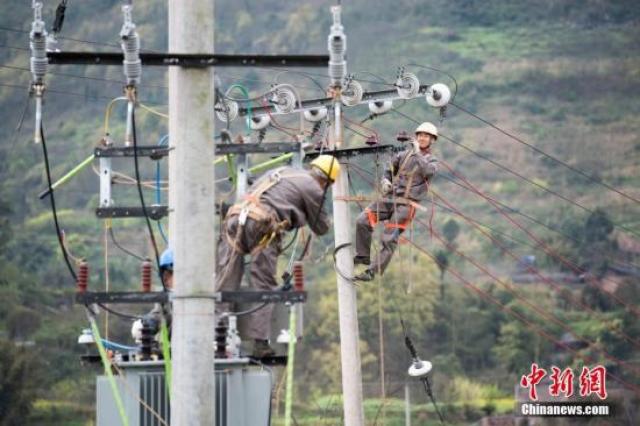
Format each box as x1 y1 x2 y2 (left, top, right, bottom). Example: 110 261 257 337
384 149 438 201
249 166 331 236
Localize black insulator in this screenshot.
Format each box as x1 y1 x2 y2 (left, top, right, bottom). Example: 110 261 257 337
215 320 228 359
139 317 158 360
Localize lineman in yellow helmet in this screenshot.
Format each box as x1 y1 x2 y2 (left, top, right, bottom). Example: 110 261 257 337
354 122 439 281
216 155 339 357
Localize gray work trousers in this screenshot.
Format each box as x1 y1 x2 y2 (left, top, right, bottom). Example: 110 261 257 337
216 215 281 340
355 201 414 275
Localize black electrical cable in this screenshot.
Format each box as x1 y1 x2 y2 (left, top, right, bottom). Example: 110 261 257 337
39 122 77 282
422 377 446 425
108 226 147 262
451 102 640 205
51 0 68 34
97 303 143 320
224 302 269 318
280 227 299 253
333 242 355 283
131 107 167 292
390 108 640 238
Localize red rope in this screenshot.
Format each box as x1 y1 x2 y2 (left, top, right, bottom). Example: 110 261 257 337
422 193 640 351
406 238 640 397
440 159 640 318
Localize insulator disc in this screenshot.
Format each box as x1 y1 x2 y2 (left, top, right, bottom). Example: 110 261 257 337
272 88 297 114
250 115 271 130
426 83 452 107
396 72 420 99
368 100 393 115
215 100 239 122
304 107 328 122
341 80 364 106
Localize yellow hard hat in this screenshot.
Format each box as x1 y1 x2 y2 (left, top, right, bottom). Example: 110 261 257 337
415 122 438 139
310 155 341 182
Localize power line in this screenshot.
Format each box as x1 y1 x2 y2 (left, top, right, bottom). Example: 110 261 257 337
440 158 640 317
417 197 640 350
450 102 640 205
0 62 168 90
440 134 640 236
0 80 165 105
409 239 640 397
391 108 640 238
0 25 161 53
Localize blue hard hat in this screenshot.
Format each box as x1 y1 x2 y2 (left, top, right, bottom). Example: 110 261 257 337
160 248 173 271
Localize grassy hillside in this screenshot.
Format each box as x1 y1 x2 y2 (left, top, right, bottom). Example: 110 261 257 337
0 1 639 424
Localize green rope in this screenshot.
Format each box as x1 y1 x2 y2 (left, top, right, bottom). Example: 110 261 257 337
90 317 130 426
160 318 172 398
226 83 253 133
284 306 297 426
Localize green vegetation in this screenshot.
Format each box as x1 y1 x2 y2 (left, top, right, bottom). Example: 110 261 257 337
0 0 639 424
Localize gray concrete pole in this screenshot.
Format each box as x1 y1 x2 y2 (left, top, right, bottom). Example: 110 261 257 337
168 1 216 425
331 102 365 425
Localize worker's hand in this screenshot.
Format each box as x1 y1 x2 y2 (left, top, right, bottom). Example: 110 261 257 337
380 178 393 195
411 139 420 154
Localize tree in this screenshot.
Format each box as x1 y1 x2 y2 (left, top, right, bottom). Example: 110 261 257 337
0 339 41 425
442 219 460 245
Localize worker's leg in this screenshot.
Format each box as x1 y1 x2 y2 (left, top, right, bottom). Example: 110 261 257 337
370 204 413 275
355 201 392 263
215 218 245 317
247 237 281 341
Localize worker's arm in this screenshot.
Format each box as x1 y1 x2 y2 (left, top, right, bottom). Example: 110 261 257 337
421 155 438 181
383 151 403 182
303 181 331 235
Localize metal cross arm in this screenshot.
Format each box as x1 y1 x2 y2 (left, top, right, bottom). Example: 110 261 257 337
47 51 329 68
75 290 306 305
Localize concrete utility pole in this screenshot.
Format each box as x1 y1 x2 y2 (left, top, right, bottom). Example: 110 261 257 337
168 1 216 424
328 5 365 425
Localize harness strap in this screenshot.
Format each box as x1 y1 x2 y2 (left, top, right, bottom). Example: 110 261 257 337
383 205 416 231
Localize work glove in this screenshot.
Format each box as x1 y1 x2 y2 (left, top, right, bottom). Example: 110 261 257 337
411 139 420 154
380 178 393 195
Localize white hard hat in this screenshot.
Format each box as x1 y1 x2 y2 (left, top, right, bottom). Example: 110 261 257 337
415 122 438 139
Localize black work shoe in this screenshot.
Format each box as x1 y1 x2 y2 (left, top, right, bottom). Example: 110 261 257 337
354 269 375 282
252 340 276 358
353 255 371 266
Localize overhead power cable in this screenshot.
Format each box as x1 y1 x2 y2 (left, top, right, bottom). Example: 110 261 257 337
450 102 640 205
0 62 168 90
39 123 77 282
348 160 640 347
439 159 640 317
428 225 640 375
409 240 640 397
416 197 640 350
391 108 640 238
0 25 161 53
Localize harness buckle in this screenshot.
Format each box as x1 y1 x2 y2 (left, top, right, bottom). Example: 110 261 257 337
271 170 282 183
238 207 250 226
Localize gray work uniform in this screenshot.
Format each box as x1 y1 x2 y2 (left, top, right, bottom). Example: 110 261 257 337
216 166 331 340
355 148 438 274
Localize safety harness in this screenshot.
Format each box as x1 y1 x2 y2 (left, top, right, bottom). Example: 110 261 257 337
366 149 425 230
224 169 309 255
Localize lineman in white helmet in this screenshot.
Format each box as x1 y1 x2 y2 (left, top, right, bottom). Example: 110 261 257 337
354 122 439 281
